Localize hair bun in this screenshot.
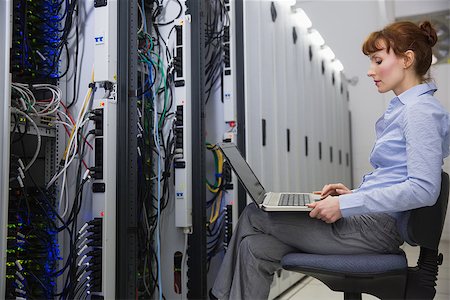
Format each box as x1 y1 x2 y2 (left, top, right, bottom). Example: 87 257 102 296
419 21 438 47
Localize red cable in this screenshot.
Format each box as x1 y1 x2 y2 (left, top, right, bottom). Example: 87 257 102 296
57 112 90 170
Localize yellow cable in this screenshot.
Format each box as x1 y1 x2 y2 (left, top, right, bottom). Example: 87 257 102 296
209 190 222 224
62 69 95 160
207 146 223 193
207 145 225 224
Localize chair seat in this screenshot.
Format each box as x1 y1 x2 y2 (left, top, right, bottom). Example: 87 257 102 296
281 251 407 276
281 252 409 299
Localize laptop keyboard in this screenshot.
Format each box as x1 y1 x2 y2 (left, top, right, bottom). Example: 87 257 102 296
279 194 312 206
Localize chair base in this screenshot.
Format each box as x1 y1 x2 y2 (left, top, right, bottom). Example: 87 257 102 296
404 248 441 300
344 292 362 300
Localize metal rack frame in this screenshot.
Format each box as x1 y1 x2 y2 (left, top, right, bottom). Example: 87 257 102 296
116 0 139 297
0 0 12 296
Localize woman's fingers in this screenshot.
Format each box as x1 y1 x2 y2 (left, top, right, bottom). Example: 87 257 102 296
319 183 351 197
336 188 351 195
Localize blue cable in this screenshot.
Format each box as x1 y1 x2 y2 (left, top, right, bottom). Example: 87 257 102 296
141 0 148 33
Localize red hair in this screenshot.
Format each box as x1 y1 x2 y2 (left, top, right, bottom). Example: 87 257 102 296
362 21 438 80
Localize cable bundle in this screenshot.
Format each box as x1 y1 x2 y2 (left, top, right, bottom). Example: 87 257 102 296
205 0 230 103
64 218 103 299
8 80 96 299
135 1 180 298
11 0 79 82
5 187 60 300
206 144 232 268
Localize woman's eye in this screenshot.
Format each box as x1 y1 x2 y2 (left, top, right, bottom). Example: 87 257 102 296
376 60 382 65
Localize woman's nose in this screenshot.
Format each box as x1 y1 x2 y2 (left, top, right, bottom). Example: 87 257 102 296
367 68 375 77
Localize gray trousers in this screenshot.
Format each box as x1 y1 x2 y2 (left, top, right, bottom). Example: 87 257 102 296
212 203 403 300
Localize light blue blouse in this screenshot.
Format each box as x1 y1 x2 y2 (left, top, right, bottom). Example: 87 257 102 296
339 82 450 239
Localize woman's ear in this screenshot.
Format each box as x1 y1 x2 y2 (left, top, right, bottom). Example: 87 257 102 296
403 50 415 69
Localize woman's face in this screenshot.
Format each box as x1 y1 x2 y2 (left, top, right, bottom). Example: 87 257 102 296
367 41 406 94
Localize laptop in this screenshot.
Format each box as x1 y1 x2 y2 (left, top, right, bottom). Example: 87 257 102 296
218 142 321 212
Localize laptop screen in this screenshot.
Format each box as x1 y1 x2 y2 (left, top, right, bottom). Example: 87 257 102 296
219 143 266 205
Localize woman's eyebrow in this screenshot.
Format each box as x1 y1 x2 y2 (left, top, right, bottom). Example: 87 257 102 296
369 54 382 61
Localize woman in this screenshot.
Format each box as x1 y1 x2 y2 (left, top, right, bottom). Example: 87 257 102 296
211 21 449 300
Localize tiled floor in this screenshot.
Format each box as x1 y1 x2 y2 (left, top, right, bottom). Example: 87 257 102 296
279 241 450 300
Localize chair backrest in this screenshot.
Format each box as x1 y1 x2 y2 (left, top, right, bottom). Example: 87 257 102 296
407 172 449 250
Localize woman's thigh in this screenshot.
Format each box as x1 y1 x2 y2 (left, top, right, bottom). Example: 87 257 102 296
246 203 402 254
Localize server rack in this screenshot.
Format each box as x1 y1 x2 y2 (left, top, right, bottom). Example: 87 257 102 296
116 0 210 298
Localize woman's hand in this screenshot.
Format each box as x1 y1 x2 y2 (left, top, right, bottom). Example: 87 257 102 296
308 196 342 223
314 183 352 199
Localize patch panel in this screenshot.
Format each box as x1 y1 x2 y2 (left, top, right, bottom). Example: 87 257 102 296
11 0 62 82
5 187 59 300
173 11 193 229
223 204 233 250
222 0 236 123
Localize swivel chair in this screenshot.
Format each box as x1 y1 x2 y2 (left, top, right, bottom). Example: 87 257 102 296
281 172 449 300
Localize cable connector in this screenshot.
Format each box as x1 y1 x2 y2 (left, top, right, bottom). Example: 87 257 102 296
88 255 102 266
87 226 102 235
15 288 26 295
102 81 114 91
88 129 103 136
15 279 24 289
17 167 25 179
78 223 89 235
88 115 103 122
77 270 87 282
87 240 102 247
89 167 103 173
15 271 24 281
88 218 102 226
82 169 91 181
86 233 102 242
87 249 102 258
78 254 88 266
16 176 24 188
17 159 25 170
86 264 101 273
78 238 89 250
15 260 23 271
77 244 89 256
91 109 103 116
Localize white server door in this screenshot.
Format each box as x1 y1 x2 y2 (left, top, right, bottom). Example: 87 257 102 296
273 3 290 192
285 19 302 192
243 0 264 195
309 41 323 191
258 0 278 192
293 24 309 192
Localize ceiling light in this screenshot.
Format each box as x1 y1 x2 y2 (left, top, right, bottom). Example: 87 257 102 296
332 59 344 72
295 8 312 29
308 29 324 46
320 45 335 61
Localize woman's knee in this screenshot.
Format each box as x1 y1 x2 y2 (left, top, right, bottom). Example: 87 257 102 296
242 203 265 227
